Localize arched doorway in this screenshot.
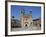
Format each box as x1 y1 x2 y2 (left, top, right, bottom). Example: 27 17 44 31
25 24 27 27
25 22 28 27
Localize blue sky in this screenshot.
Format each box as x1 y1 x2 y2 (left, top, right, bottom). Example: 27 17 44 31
11 5 41 20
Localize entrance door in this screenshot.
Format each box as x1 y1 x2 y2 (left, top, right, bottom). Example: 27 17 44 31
25 24 27 27
25 22 28 27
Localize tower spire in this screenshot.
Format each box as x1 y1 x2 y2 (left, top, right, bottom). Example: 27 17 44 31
20 8 25 14
29 9 32 14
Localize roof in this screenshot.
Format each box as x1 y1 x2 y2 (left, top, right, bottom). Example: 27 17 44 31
33 18 40 21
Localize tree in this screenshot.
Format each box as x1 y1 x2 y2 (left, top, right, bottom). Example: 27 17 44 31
12 16 15 18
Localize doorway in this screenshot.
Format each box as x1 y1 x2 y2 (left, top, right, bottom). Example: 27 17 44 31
25 24 27 27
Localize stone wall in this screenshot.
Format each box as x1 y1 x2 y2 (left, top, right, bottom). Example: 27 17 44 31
33 18 41 27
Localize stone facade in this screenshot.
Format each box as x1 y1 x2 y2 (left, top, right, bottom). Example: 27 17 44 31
20 9 33 28
33 18 41 27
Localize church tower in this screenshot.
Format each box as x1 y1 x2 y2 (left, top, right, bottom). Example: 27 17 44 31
20 8 33 28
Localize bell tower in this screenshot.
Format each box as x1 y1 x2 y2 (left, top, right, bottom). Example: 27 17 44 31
20 8 25 27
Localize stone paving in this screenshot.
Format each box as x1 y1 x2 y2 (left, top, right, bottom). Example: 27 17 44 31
11 25 41 31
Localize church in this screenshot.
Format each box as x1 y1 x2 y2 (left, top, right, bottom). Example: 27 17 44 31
11 8 41 28
20 8 33 28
